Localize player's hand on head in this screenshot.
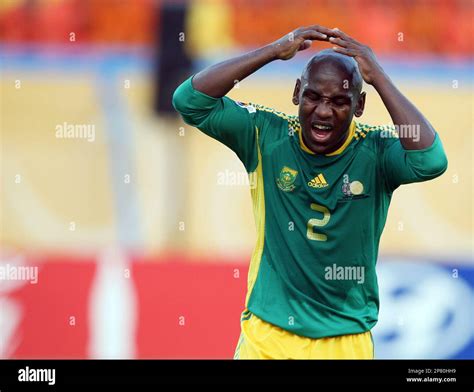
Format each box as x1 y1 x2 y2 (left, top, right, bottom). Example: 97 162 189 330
328 28 385 85
271 25 334 61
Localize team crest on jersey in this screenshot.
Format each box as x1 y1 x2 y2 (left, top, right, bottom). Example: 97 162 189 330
277 166 298 192
308 173 329 189
342 174 364 197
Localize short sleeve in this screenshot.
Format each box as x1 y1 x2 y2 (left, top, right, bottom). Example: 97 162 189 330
380 129 448 191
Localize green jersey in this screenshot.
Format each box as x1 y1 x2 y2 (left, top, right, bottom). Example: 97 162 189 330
172 76 448 339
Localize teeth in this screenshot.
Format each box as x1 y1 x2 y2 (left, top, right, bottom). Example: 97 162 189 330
313 125 331 131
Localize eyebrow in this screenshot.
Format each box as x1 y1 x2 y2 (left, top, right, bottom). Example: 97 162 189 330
303 87 352 99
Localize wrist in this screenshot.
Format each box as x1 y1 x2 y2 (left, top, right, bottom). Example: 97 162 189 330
263 42 280 62
370 69 390 89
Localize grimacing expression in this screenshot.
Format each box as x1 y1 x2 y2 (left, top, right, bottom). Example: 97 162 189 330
293 50 366 155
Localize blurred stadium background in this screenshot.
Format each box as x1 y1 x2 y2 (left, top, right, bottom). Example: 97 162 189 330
0 0 473 359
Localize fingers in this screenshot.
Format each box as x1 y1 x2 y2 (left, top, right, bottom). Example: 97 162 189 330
305 24 336 36
299 30 329 41
298 40 313 51
332 46 357 57
330 28 360 44
291 25 363 49
299 29 328 41
328 37 350 48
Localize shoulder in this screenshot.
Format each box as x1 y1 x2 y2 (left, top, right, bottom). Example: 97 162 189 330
236 101 296 143
355 122 398 139
354 122 399 152
236 101 293 123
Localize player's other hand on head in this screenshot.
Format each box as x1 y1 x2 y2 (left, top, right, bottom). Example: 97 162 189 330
328 28 385 85
271 25 335 61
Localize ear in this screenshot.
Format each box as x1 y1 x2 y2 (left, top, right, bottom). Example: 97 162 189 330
354 91 366 117
292 79 301 105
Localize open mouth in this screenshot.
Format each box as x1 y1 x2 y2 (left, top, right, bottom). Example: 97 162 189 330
310 122 333 143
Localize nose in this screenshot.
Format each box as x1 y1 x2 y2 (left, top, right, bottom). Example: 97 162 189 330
314 101 332 119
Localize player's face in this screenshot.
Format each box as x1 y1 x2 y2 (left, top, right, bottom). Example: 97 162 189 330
293 65 365 154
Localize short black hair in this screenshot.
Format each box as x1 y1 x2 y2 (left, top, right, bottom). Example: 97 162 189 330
301 49 363 96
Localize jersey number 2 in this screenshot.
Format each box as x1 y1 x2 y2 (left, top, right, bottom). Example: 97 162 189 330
307 203 330 241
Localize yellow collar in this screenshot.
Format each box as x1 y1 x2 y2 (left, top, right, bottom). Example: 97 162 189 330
298 121 356 156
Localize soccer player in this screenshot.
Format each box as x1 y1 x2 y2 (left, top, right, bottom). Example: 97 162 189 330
172 25 448 359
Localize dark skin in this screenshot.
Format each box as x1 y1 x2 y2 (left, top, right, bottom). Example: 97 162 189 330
292 51 366 154
329 28 435 149
192 26 436 153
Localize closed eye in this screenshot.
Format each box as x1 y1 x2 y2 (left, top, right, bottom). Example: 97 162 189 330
303 92 320 101
333 99 350 106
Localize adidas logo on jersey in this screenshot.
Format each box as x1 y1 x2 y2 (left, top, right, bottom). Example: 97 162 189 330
308 173 328 189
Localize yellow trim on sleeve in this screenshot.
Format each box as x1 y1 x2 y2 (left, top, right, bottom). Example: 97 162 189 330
245 126 266 307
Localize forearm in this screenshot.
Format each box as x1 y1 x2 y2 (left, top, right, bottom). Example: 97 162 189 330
192 44 277 98
372 72 436 150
